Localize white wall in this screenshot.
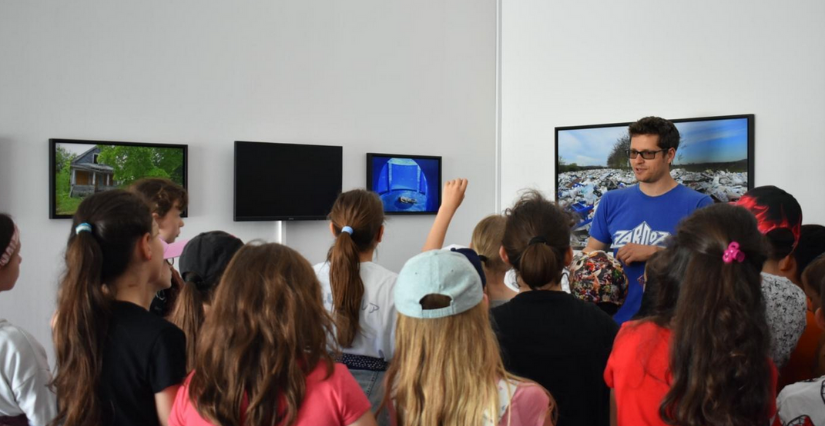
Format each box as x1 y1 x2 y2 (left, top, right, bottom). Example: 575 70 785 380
500 0 825 224
0 0 496 356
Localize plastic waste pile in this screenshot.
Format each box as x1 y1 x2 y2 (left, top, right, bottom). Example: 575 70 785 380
558 168 748 248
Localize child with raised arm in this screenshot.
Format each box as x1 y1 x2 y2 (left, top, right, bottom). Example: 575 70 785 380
422 179 517 307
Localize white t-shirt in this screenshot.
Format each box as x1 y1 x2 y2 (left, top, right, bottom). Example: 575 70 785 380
314 261 398 361
0 319 57 425
774 375 825 426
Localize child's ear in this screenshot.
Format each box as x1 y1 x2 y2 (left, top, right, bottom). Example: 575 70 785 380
376 226 384 244
779 254 797 274
565 247 574 266
329 222 336 238
499 246 511 267
816 308 825 331
138 233 153 261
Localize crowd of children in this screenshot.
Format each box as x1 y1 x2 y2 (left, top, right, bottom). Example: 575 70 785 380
0 170 824 426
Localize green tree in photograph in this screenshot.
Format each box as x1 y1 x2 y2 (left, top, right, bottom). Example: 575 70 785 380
606 135 631 169
97 145 184 187
54 146 75 174
54 147 79 215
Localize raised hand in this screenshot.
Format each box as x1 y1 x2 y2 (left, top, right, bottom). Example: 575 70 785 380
441 178 468 214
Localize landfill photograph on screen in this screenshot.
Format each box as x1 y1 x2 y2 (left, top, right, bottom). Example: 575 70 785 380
53 141 185 217
369 155 441 213
557 116 751 248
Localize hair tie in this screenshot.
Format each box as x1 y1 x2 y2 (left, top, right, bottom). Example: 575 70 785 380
340 226 354 235
723 242 745 264
528 236 548 246
0 224 20 268
75 223 93 235
478 254 489 263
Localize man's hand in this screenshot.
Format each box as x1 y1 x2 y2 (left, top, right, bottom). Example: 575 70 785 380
615 243 660 265
440 178 468 213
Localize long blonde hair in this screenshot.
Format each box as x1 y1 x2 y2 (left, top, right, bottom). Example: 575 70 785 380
471 215 508 277
383 298 555 426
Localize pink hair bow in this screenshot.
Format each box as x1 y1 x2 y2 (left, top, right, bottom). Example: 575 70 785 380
722 242 745 264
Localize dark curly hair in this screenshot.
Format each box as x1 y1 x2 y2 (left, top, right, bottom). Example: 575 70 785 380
628 116 680 152
658 203 772 426
793 225 825 277
0 214 14 254
129 177 188 218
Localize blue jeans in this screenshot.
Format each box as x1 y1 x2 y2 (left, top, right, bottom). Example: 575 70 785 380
349 369 390 426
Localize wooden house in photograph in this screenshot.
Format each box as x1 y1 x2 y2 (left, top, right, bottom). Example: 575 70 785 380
69 146 116 197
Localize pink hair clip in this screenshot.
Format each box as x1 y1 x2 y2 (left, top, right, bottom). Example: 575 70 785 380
723 242 745 264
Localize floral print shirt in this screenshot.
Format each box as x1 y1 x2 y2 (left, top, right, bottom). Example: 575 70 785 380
761 272 807 368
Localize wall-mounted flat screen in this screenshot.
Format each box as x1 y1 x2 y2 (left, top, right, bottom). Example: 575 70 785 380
366 153 441 214
234 141 342 221
555 114 754 247
50 139 188 219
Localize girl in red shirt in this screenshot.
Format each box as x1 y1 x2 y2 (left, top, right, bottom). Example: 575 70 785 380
605 203 777 426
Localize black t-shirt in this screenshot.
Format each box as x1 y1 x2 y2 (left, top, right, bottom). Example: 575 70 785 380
491 290 619 426
100 301 187 426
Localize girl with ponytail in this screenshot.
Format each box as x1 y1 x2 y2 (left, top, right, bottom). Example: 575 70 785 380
314 189 396 421
168 231 243 371
51 190 187 426
605 203 777 426
0 214 57 425
491 190 618 426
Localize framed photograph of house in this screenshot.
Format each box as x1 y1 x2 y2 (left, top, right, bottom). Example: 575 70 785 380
49 139 188 219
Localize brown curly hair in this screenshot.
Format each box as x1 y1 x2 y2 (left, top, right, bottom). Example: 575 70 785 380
129 177 188 217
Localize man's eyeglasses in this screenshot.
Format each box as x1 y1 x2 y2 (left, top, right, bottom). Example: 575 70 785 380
627 149 665 160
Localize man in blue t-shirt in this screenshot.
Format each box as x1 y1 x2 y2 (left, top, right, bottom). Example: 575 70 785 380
585 116 713 324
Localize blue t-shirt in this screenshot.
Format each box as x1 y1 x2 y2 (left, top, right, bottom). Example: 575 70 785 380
589 184 712 324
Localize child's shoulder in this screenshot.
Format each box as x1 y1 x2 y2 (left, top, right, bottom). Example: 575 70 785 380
361 262 398 282
0 320 46 356
616 320 669 342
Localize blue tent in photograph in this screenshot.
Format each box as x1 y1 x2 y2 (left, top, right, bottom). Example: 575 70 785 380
375 158 429 211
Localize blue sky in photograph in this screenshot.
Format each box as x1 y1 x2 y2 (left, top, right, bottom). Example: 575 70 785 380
557 117 749 167
673 118 748 165
557 125 627 166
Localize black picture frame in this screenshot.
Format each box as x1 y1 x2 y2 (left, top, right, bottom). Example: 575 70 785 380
49 138 189 219
554 114 755 199
366 152 443 215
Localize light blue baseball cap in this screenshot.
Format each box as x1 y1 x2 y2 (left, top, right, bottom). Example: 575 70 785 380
395 250 484 319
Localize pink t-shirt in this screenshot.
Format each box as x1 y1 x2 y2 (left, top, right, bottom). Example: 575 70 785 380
500 382 552 426
388 380 551 426
169 363 371 426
